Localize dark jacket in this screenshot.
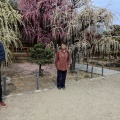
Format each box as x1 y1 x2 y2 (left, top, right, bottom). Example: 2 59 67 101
55 49 70 71
0 42 5 62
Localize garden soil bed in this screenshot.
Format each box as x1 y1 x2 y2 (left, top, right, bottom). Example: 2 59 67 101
1 63 100 95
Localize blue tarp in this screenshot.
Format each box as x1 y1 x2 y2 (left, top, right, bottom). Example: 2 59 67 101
0 42 5 62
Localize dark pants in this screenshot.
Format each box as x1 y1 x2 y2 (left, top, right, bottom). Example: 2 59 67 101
0 63 2 102
57 70 67 88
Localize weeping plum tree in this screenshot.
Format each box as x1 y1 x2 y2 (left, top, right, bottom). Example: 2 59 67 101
65 2 115 70
18 0 69 45
98 25 120 60
0 0 22 83
0 0 22 62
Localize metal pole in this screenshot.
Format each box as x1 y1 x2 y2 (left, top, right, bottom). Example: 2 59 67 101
109 54 110 69
78 54 79 63
3 76 7 96
102 66 104 76
86 62 88 72
91 66 93 78
76 69 79 81
36 72 40 90
96 61 99 67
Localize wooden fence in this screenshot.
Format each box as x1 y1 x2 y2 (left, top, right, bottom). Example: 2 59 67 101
11 47 33 62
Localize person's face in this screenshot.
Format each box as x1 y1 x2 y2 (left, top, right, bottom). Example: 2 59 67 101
61 44 66 50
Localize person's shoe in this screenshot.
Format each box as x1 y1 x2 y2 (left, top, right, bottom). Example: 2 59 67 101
57 87 61 90
0 101 7 108
61 87 66 90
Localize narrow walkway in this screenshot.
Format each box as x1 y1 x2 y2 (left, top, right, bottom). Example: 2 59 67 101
76 64 120 75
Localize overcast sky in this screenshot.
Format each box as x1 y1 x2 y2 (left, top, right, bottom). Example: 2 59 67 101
93 0 120 25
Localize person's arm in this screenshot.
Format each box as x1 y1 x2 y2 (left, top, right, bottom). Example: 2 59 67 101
0 42 5 62
55 51 59 68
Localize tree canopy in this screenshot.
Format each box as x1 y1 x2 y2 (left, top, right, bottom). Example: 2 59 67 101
0 0 22 62
29 43 54 74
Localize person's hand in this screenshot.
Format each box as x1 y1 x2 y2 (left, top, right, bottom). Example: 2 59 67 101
68 65 70 68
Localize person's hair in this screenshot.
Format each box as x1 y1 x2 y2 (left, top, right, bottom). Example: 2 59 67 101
61 41 67 46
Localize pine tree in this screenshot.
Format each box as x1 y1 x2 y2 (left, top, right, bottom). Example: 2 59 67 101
29 43 54 75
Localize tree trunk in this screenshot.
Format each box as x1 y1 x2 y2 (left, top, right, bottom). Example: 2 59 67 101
39 64 42 75
70 52 76 71
70 26 76 71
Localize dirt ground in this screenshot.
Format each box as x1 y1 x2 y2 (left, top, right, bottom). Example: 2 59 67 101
1 63 100 94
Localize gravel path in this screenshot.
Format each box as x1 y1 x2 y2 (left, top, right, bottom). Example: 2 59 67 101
0 74 120 120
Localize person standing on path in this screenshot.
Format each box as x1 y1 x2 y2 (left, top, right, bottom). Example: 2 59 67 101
55 41 71 89
0 42 7 107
